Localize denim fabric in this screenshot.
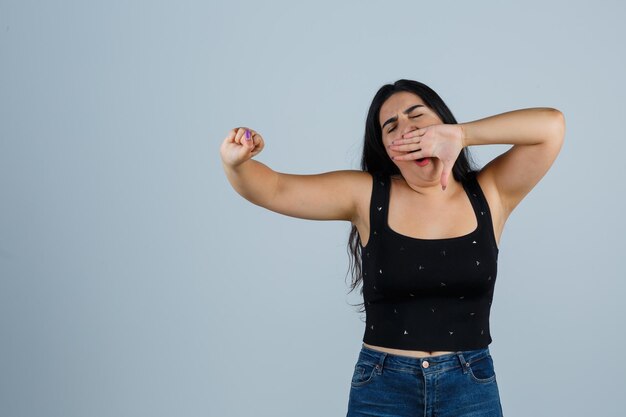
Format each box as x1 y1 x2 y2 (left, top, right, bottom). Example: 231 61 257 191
347 344 503 417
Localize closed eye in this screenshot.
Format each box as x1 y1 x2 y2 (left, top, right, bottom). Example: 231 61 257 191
387 114 422 133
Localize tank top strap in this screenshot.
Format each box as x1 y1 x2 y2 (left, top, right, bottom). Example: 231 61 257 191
463 170 499 252
368 172 390 237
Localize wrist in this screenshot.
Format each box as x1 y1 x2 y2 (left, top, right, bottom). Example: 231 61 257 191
459 123 470 148
222 158 247 173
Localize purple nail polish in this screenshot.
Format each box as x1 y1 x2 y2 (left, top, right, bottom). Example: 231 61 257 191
245 129 251 140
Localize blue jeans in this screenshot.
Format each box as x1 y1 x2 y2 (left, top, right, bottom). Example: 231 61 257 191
347 344 504 417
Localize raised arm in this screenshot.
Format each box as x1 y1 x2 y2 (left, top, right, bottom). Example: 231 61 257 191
220 127 370 222
390 107 565 219
460 108 566 216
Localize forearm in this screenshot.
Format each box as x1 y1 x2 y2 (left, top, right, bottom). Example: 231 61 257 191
222 159 279 207
460 108 565 148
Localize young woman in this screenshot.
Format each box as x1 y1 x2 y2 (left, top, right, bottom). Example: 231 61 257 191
220 79 565 416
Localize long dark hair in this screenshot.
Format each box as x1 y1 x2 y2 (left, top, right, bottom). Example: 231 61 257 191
346 79 477 317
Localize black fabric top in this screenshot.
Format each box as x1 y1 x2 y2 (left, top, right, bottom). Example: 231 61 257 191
360 171 499 351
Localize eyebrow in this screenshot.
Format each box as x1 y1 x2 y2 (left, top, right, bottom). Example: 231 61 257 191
381 104 425 131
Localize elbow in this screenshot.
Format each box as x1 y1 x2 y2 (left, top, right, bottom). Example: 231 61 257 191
547 108 566 147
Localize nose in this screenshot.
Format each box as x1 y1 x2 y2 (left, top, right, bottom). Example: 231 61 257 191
401 124 419 137
396 115 419 136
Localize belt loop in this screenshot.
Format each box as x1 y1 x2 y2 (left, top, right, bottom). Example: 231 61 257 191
375 352 388 375
457 352 470 374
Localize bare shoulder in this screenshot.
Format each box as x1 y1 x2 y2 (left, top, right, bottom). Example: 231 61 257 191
346 170 373 187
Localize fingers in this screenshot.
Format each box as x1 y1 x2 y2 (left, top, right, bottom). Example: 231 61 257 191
401 128 425 140
440 169 450 191
228 127 255 147
233 127 246 144
248 131 260 155
392 150 425 161
220 127 264 167
390 132 424 152
243 129 254 149
388 142 421 152
440 162 454 191
227 127 264 156
390 136 420 146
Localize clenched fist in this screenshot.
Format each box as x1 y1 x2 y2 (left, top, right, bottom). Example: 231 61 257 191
220 127 265 168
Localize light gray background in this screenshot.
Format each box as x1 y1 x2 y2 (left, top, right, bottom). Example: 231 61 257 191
1 1 624 416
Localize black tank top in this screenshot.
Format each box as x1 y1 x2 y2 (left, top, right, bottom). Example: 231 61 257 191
360 171 499 351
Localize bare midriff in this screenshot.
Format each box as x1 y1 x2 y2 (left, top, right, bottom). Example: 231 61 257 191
363 342 455 358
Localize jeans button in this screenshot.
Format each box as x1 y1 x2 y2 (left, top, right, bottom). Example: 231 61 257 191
422 360 430 368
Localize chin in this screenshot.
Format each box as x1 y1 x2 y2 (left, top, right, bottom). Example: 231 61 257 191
406 161 441 180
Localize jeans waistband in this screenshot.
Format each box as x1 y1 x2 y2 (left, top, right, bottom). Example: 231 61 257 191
358 343 491 375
